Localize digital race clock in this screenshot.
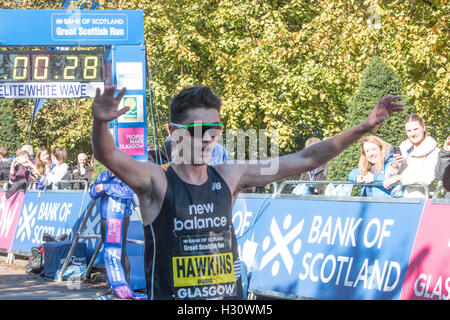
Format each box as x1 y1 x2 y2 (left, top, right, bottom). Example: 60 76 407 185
0 50 104 82
0 49 105 98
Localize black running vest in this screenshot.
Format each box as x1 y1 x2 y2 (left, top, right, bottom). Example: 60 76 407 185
143 166 244 300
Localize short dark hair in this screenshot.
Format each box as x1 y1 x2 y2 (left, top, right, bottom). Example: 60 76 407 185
169 86 221 123
52 147 67 163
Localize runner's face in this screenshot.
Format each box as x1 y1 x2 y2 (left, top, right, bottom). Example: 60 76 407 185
170 108 221 165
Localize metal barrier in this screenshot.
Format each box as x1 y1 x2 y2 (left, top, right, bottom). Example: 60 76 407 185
57 197 144 282
1 180 90 264
275 180 430 198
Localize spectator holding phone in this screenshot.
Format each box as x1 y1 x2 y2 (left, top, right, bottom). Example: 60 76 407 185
385 114 439 198
6 149 39 198
348 135 394 197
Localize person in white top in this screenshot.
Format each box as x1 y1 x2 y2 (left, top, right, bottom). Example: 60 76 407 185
385 114 440 198
39 147 69 190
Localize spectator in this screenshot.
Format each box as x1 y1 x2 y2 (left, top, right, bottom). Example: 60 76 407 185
298 137 328 195
21 145 35 161
9 150 39 184
90 169 134 296
148 145 169 165
6 150 39 198
0 147 12 186
39 147 70 190
210 143 228 166
71 152 93 190
443 166 450 193
385 114 439 198
435 135 450 197
35 147 53 176
35 147 55 190
348 136 394 197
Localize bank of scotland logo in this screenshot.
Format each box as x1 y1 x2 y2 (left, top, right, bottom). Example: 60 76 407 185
15 202 38 242
260 215 304 276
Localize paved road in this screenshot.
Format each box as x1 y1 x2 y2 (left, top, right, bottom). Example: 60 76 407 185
0 260 107 300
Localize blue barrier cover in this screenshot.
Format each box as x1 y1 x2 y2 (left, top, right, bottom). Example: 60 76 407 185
10 191 88 254
235 197 424 300
43 241 87 280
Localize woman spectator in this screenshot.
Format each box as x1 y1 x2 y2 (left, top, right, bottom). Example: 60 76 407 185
6 150 39 198
71 152 93 190
39 147 70 190
35 147 54 190
9 150 39 184
385 114 439 198
348 136 394 197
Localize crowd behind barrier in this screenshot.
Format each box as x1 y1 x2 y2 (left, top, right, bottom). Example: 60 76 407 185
1 178 449 300
0 118 448 299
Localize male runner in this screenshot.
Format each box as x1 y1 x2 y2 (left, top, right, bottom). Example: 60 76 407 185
91 85 403 300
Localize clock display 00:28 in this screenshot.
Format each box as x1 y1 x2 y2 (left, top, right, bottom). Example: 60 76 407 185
0 50 104 82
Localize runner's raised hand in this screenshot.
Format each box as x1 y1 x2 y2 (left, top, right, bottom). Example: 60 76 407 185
363 95 404 132
91 85 128 122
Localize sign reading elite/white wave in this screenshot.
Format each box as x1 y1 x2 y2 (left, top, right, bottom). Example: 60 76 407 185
0 82 104 99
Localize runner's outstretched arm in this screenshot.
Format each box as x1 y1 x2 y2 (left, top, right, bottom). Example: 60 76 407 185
91 85 159 194
235 95 404 191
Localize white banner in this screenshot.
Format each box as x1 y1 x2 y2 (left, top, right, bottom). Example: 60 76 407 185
0 82 104 99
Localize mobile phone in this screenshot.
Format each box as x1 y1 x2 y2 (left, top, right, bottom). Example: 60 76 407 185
393 147 401 155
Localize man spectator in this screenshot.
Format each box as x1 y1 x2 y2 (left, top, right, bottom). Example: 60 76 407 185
435 135 450 197
71 152 93 190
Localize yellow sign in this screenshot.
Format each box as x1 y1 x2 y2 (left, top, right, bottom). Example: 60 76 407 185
172 253 235 287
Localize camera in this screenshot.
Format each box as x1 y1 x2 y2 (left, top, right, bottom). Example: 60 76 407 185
393 147 401 155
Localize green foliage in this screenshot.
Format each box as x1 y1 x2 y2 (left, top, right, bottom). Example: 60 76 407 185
328 57 415 181
0 1 448 169
0 100 23 153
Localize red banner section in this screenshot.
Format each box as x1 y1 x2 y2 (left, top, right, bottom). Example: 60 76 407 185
0 192 26 251
400 200 450 300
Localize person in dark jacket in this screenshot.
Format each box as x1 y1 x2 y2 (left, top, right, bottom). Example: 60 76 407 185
89 169 135 293
435 135 450 196
0 147 12 187
71 152 93 190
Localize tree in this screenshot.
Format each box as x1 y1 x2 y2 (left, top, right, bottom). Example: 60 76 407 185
0 1 448 167
327 57 415 181
0 100 22 153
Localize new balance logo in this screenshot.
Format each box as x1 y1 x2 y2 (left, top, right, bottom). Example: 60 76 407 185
212 182 221 191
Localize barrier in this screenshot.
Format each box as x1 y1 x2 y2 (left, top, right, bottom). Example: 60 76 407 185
0 191 26 252
400 199 450 300
9 188 89 255
233 194 426 300
2 178 449 300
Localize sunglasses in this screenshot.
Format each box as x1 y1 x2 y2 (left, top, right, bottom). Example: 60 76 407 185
169 122 224 137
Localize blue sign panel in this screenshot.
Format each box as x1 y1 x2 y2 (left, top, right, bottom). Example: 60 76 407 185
0 9 143 46
51 12 128 42
10 191 89 254
240 198 424 300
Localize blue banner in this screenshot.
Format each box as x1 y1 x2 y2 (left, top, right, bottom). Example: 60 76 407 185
233 197 424 300
10 191 88 254
100 196 146 300
0 9 143 46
